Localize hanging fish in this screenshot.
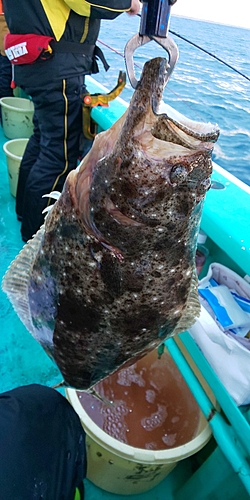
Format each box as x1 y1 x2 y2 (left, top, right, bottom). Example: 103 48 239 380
2 57 219 389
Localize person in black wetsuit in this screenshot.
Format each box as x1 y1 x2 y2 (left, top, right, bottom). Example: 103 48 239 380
0 7 12 99
3 0 140 243
0 384 87 499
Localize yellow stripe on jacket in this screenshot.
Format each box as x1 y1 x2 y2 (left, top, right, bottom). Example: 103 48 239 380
40 0 85 41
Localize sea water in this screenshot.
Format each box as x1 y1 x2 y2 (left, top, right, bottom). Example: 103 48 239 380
95 14 250 186
78 349 200 450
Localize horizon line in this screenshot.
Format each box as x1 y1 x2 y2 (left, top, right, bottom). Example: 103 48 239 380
172 13 250 31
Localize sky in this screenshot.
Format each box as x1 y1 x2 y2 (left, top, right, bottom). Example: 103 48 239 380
172 0 250 30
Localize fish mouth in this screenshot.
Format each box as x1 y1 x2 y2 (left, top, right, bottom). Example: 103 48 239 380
133 98 220 199
130 56 220 155
148 102 220 163
155 102 220 149
71 57 219 255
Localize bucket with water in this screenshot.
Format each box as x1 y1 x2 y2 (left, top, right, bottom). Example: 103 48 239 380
0 97 34 139
3 138 29 197
66 346 215 495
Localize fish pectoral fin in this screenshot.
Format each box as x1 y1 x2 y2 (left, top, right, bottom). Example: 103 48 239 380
105 197 143 227
2 225 45 336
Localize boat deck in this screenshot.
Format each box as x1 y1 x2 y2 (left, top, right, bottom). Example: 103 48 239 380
1 92 250 498
0 122 62 391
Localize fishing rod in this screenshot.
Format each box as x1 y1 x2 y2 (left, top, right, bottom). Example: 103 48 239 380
97 9 250 118
133 11 250 83
169 28 250 83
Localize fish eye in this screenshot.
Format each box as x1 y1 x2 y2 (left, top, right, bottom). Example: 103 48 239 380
170 164 188 185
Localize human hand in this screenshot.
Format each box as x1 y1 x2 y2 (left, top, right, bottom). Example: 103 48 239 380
127 0 141 16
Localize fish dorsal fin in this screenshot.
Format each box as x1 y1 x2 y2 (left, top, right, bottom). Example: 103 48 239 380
171 268 201 336
2 226 45 336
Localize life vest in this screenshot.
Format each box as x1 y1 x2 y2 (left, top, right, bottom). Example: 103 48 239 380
4 33 54 64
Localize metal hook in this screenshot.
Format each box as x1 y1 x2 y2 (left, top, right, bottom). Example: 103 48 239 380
124 34 179 89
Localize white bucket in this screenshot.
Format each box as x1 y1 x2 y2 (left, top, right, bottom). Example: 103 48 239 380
3 138 29 197
66 347 215 495
0 97 34 139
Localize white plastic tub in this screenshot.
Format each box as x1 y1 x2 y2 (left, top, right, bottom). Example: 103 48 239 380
3 138 29 197
0 97 34 139
66 347 215 495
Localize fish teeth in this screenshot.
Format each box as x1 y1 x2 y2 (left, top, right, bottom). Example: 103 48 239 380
42 206 53 215
42 191 61 214
42 191 61 200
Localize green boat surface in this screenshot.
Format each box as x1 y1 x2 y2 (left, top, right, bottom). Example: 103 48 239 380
0 78 250 499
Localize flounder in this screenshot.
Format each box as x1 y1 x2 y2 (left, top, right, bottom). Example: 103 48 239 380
2 57 219 389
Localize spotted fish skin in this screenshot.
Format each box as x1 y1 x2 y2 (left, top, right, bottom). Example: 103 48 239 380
2 57 220 389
